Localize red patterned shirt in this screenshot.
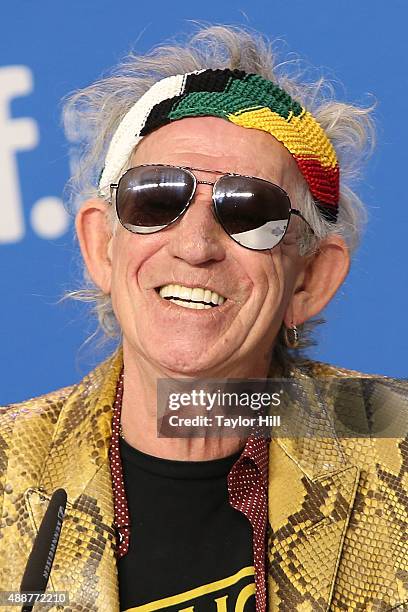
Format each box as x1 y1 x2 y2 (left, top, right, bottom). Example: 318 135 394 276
109 370 269 612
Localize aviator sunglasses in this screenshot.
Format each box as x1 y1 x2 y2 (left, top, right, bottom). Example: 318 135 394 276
109 164 314 251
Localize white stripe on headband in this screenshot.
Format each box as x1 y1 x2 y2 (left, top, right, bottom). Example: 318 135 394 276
98 71 206 197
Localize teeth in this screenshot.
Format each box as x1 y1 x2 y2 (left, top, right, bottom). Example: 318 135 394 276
180 286 192 300
191 288 205 302
159 284 225 305
169 299 206 309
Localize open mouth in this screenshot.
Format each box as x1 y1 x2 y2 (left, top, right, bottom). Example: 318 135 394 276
156 284 226 310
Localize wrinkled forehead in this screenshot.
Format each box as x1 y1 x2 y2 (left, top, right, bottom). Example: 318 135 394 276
130 116 304 192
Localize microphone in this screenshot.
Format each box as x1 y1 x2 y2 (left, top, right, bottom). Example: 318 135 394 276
19 488 67 612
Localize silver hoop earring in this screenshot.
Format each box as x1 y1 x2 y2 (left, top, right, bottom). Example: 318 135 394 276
284 325 300 348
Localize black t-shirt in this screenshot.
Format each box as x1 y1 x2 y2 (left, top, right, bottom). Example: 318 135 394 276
118 438 256 611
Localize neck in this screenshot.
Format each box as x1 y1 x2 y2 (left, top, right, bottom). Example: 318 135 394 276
120 340 277 461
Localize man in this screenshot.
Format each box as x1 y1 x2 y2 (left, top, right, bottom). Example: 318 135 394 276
1 26 407 611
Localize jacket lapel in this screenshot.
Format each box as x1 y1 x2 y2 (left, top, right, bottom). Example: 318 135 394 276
267 370 362 611
24 349 124 611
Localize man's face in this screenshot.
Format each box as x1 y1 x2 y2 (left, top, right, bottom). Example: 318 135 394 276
108 116 306 376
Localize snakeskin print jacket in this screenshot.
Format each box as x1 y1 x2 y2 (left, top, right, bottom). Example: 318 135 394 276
0 348 407 611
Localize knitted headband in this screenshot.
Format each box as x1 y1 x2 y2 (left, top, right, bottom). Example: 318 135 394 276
99 68 340 222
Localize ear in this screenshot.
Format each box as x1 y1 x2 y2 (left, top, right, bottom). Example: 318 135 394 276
284 234 350 326
75 198 113 294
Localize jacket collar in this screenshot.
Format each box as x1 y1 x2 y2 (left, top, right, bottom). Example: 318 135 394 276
271 365 353 479
37 347 123 500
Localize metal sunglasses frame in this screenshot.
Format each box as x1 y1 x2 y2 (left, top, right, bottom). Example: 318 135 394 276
108 163 315 251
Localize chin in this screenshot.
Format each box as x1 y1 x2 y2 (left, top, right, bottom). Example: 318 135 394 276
146 343 227 377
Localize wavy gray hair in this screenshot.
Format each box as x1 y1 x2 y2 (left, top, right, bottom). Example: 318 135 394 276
63 25 375 370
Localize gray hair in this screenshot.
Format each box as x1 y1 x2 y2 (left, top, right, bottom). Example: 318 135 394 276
62 24 375 370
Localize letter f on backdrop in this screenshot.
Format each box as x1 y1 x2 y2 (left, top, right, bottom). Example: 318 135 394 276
0 66 38 243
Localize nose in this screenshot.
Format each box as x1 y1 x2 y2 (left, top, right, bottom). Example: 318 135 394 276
165 183 227 265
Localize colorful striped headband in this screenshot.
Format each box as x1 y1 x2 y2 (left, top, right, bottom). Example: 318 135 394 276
99 69 339 222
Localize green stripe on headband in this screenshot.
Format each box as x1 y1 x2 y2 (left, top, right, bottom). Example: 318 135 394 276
168 74 304 122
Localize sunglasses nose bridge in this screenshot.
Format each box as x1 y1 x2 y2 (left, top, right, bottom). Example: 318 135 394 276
165 189 227 265
180 180 219 227
196 178 215 187
192 178 219 222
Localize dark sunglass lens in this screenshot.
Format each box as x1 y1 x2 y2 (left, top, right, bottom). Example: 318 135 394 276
116 166 194 234
213 175 291 249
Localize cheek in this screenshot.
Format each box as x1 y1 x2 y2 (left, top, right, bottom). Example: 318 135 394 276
264 250 285 292
236 249 286 308
109 234 143 301
271 246 303 307
264 249 295 305
110 237 130 286
109 231 165 292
